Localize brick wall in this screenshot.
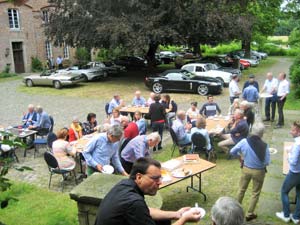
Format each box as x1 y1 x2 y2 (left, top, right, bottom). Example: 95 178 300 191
0 0 76 73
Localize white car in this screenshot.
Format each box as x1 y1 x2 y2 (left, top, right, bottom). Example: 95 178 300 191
181 63 232 86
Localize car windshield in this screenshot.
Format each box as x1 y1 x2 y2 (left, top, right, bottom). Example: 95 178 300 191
181 70 195 79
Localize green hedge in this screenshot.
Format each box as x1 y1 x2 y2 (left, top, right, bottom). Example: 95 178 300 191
289 54 300 99
201 41 241 55
259 44 300 56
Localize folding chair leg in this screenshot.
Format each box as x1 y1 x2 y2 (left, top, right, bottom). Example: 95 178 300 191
73 170 78 185
171 144 176 157
48 173 52 189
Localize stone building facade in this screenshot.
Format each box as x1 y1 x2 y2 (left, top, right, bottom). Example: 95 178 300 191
0 0 76 73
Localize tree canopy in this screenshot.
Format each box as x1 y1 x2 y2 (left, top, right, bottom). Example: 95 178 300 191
45 0 283 60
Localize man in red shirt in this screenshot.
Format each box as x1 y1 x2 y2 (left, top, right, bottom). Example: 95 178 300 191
121 116 139 139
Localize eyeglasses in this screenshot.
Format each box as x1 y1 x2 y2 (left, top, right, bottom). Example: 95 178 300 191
144 174 162 182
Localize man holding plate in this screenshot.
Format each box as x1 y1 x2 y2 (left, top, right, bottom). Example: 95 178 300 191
82 125 128 176
95 157 201 225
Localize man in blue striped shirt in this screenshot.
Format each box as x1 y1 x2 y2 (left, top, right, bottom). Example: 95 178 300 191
276 121 300 224
82 125 128 176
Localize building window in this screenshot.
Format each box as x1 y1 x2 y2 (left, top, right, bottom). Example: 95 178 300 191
42 10 49 23
45 41 53 59
8 9 20 29
63 43 70 59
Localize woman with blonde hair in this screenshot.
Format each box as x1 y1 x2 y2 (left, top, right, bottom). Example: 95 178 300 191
190 117 212 151
69 117 83 142
52 128 76 170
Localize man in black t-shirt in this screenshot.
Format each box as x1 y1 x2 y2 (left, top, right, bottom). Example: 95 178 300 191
95 158 201 225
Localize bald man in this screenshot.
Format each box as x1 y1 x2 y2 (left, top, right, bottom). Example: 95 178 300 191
132 90 146 106
172 110 192 145
261 72 278 122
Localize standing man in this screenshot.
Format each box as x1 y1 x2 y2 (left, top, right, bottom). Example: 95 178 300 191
242 81 259 104
147 94 166 151
82 125 128 176
56 55 63 69
199 95 221 118
275 72 289 128
261 72 278 122
230 122 270 222
229 74 241 104
243 74 259 91
95 157 201 225
276 121 300 224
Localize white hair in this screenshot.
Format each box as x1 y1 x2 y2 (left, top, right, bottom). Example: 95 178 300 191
107 124 123 137
251 122 265 138
211 197 244 225
147 132 161 143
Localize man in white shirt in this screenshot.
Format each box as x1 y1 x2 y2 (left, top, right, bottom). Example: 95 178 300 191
261 72 278 122
275 72 289 128
229 74 241 104
56 55 63 69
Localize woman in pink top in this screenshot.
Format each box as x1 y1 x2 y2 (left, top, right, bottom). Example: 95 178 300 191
52 128 76 170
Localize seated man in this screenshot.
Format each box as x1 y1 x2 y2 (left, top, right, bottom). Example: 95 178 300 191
121 132 161 173
120 116 139 139
132 90 146 106
82 125 128 176
21 104 38 128
172 110 192 145
211 197 244 225
133 110 147 135
199 95 221 118
28 106 51 131
107 94 125 115
95 157 201 225
218 109 249 153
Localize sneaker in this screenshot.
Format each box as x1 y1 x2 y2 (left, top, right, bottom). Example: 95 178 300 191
276 212 290 223
290 215 300 224
246 214 257 221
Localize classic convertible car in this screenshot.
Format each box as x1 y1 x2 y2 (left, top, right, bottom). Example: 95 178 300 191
145 69 223 96
23 70 84 89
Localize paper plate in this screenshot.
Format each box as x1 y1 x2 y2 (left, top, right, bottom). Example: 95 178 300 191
171 168 192 178
269 147 278 155
102 165 114 174
182 207 206 219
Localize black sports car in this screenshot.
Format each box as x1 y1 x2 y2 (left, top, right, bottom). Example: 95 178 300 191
144 69 223 96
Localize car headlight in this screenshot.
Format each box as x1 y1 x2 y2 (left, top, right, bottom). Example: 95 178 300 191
209 82 219 86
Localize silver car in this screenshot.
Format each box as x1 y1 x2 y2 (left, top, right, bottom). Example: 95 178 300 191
23 70 84 89
59 65 108 81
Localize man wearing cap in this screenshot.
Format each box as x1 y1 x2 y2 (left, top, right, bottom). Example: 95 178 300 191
243 74 259 91
229 74 241 104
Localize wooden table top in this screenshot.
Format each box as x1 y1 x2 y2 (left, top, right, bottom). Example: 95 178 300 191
159 155 216 189
73 134 95 153
6 127 37 138
206 117 230 134
283 141 294 175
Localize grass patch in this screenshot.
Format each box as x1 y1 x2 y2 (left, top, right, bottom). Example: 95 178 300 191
0 182 78 225
285 89 300 110
0 72 20 83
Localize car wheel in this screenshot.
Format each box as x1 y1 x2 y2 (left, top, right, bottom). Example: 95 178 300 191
82 74 88 82
152 82 163 94
197 84 209 96
53 81 62 89
26 79 33 87
216 77 224 86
